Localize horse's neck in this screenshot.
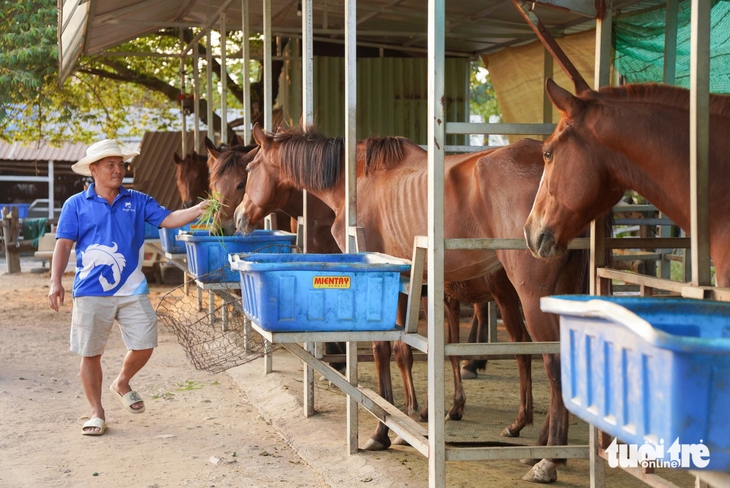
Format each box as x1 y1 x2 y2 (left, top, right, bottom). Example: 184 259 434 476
593 103 692 230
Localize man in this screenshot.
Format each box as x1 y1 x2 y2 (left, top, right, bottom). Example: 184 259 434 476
47 139 210 436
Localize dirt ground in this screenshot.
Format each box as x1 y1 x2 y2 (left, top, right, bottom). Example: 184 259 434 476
0 262 327 488
0 258 699 488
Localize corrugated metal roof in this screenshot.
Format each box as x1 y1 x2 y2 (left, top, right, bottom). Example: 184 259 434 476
0 140 88 162
131 131 211 211
60 1 667 83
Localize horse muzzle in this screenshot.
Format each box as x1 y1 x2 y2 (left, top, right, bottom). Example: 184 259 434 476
524 223 565 260
234 208 255 235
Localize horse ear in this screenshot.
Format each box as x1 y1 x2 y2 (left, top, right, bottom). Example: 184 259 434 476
204 137 219 159
252 124 270 148
229 133 242 147
546 78 579 115
173 152 182 164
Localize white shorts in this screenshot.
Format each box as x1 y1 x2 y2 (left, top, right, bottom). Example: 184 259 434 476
70 295 158 357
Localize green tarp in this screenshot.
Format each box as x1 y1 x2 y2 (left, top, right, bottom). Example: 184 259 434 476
614 0 730 93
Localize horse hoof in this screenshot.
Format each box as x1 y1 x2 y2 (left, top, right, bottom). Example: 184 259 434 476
460 367 478 379
521 459 557 484
447 409 463 421
392 436 410 446
361 438 390 451
500 427 519 438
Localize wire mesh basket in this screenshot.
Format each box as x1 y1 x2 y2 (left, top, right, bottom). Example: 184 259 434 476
155 271 281 373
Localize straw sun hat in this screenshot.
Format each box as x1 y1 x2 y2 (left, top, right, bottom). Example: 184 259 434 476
72 139 139 176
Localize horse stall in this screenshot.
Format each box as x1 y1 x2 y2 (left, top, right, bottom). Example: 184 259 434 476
57 1 730 487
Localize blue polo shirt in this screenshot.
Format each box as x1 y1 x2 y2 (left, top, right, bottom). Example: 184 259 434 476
56 184 171 297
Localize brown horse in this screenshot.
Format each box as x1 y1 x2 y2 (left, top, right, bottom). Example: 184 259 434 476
525 79 730 287
173 151 209 209
235 124 588 483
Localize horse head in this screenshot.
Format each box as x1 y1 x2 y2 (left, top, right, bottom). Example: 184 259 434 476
208 140 259 235
234 124 342 235
174 151 209 209
524 78 624 259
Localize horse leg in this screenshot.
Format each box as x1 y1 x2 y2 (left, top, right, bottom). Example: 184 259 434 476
390 294 418 446
419 295 465 422
521 352 566 483
498 251 569 484
460 302 488 379
362 339 394 451
487 271 533 438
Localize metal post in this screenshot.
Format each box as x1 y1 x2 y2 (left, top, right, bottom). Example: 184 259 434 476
220 12 228 144
689 0 711 286
193 38 201 151
206 1 215 142
48 160 54 220
664 0 679 85
542 47 553 140
180 28 187 155
242 0 251 144
344 0 359 455
301 0 316 420
263 0 272 132
427 1 446 486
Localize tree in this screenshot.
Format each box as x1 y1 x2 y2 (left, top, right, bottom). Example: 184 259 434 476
0 0 283 145
469 60 500 121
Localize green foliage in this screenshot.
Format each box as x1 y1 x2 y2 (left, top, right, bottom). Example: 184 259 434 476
469 60 500 121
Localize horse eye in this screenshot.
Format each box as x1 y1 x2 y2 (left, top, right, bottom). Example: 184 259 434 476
236 182 246 191
543 151 552 161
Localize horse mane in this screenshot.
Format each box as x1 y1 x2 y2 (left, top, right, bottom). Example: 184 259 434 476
210 144 257 184
597 83 730 117
274 125 343 191
364 136 420 175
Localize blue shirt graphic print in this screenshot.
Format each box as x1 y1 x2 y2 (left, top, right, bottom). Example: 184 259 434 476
56 184 171 297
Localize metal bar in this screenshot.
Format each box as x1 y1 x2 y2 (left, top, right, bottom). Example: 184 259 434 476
346 340 358 454
248 320 405 343
445 445 590 462
344 0 357 254
427 1 446 486
446 122 555 135
182 0 235 54
689 0 711 285
542 46 553 136
664 0 679 85
589 425 606 488
613 218 674 226
180 29 187 155
406 239 426 334
0 176 54 183
220 12 228 144
360 387 429 456
206 0 214 142
304 341 315 417
242 0 251 144
284 343 389 417
445 342 561 356
193 38 200 149
594 0 612 89
47 161 54 220
510 0 589 92
401 331 429 353
263 0 272 131
596 268 687 294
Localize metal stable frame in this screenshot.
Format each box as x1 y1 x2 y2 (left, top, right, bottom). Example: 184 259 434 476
165 0 728 486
